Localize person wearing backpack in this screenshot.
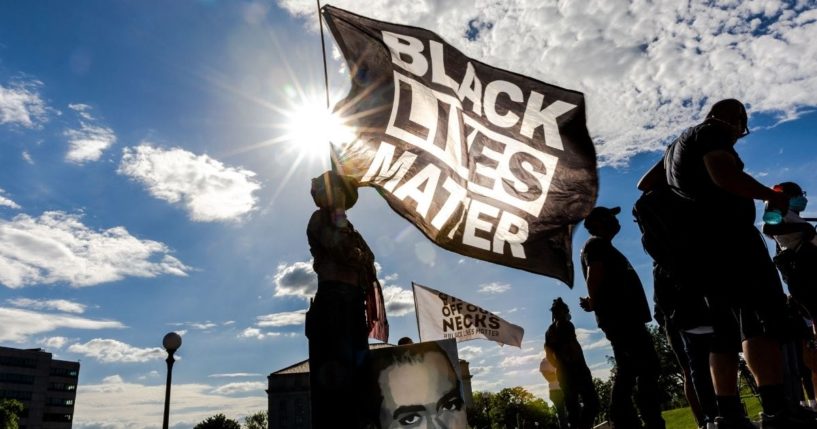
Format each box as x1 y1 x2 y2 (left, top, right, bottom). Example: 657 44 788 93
652 99 815 429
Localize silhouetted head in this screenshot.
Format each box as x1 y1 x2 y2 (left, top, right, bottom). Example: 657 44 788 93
706 99 749 139
550 297 570 321
584 206 621 238
310 170 358 210
397 337 414 346
774 182 807 213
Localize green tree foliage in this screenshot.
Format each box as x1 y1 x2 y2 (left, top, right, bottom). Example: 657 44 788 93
647 324 685 409
243 410 268 429
0 399 24 429
593 376 613 422
468 387 559 429
194 413 241 429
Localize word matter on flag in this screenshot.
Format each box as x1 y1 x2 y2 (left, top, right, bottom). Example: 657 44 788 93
323 6 597 286
413 282 524 347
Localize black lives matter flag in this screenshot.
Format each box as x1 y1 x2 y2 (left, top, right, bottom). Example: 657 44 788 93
323 6 597 286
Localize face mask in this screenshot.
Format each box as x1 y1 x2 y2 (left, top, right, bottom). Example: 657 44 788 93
790 195 808 212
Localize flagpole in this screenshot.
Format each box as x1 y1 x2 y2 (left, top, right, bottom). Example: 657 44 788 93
411 282 423 342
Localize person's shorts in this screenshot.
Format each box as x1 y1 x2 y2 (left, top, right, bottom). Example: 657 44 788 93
692 227 787 353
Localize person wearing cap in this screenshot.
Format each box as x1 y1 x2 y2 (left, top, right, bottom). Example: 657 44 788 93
545 298 598 429
579 205 665 429
306 170 387 429
642 99 815 429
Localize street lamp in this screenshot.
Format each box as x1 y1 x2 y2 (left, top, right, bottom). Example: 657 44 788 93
162 332 182 429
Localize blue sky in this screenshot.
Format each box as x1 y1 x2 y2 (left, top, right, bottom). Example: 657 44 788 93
1 1 816 427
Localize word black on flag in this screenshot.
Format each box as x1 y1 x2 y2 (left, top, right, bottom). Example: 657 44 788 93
323 6 597 286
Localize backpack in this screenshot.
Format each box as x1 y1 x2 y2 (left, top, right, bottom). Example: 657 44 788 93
632 185 699 272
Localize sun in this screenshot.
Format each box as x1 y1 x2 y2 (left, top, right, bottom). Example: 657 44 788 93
281 99 356 160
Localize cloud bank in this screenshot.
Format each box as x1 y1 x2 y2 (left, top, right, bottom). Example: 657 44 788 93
0 211 189 288
278 0 817 165
0 79 47 128
118 144 261 222
0 307 123 342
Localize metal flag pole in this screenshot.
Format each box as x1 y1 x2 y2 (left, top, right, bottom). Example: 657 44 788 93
412 282 423 342
315 0 339 173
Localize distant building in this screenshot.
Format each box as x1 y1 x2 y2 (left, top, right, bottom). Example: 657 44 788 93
0 346 80 429
267 344 473 429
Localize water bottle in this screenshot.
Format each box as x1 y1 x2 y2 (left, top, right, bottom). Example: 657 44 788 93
763 208 783 225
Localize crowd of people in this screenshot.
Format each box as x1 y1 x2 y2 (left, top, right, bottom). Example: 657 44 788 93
541 99 817 429
303 98 817 429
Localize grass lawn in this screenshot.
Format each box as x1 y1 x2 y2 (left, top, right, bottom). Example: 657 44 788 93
663 393 761 429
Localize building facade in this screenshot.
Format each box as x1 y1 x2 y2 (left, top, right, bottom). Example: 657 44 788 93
0 346 80 429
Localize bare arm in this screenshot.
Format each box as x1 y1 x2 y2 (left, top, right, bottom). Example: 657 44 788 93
637 159 666 192
581 261 605 312
703 150 788 209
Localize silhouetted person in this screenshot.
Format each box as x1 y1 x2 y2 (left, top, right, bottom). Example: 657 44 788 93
579 206 665 429
540 347 568 429
546 298 599 429
638 170 718 428
641 99 816 428
306 170 387 429
763 182 817 320
653 264 718 429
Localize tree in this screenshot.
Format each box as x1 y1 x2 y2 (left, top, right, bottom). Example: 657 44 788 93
0 399 24 429
194 413 241 429
468 387 559 429
243 410 268 429
647 324 685 409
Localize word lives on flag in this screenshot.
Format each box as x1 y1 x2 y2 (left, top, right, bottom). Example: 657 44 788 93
323 6 598 286
413 282 524 347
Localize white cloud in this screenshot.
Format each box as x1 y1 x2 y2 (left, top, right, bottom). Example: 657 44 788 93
382 285 415 316
477 282 511 295
498 353 541 369
208 373 262 378
74 378 266 429
7 297 87 313
0 80 47 128
102 374 124 384
0 188 20 209
576 328 611 351
0 307 123 342
256 309 307 327
22 151 34 164
65 124 116 164
278 0 817 166
458 345 483 361
67 338 166 363
0 211 189 288
64 103 115 163
38 336 71 350
170 321 218 330
272 261 317 300
211 381 267 395
118 144 261 222
272 261 413 316
238 327 288 340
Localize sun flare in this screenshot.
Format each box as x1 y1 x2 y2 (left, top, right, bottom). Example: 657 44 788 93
282 99 355 160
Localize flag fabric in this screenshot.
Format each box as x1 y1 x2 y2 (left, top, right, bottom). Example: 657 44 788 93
412 282 524 347
323 6 597 286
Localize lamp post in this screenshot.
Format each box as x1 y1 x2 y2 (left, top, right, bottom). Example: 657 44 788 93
162 332 182 429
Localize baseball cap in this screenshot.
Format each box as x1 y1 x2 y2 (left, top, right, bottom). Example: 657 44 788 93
584 206 621 229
